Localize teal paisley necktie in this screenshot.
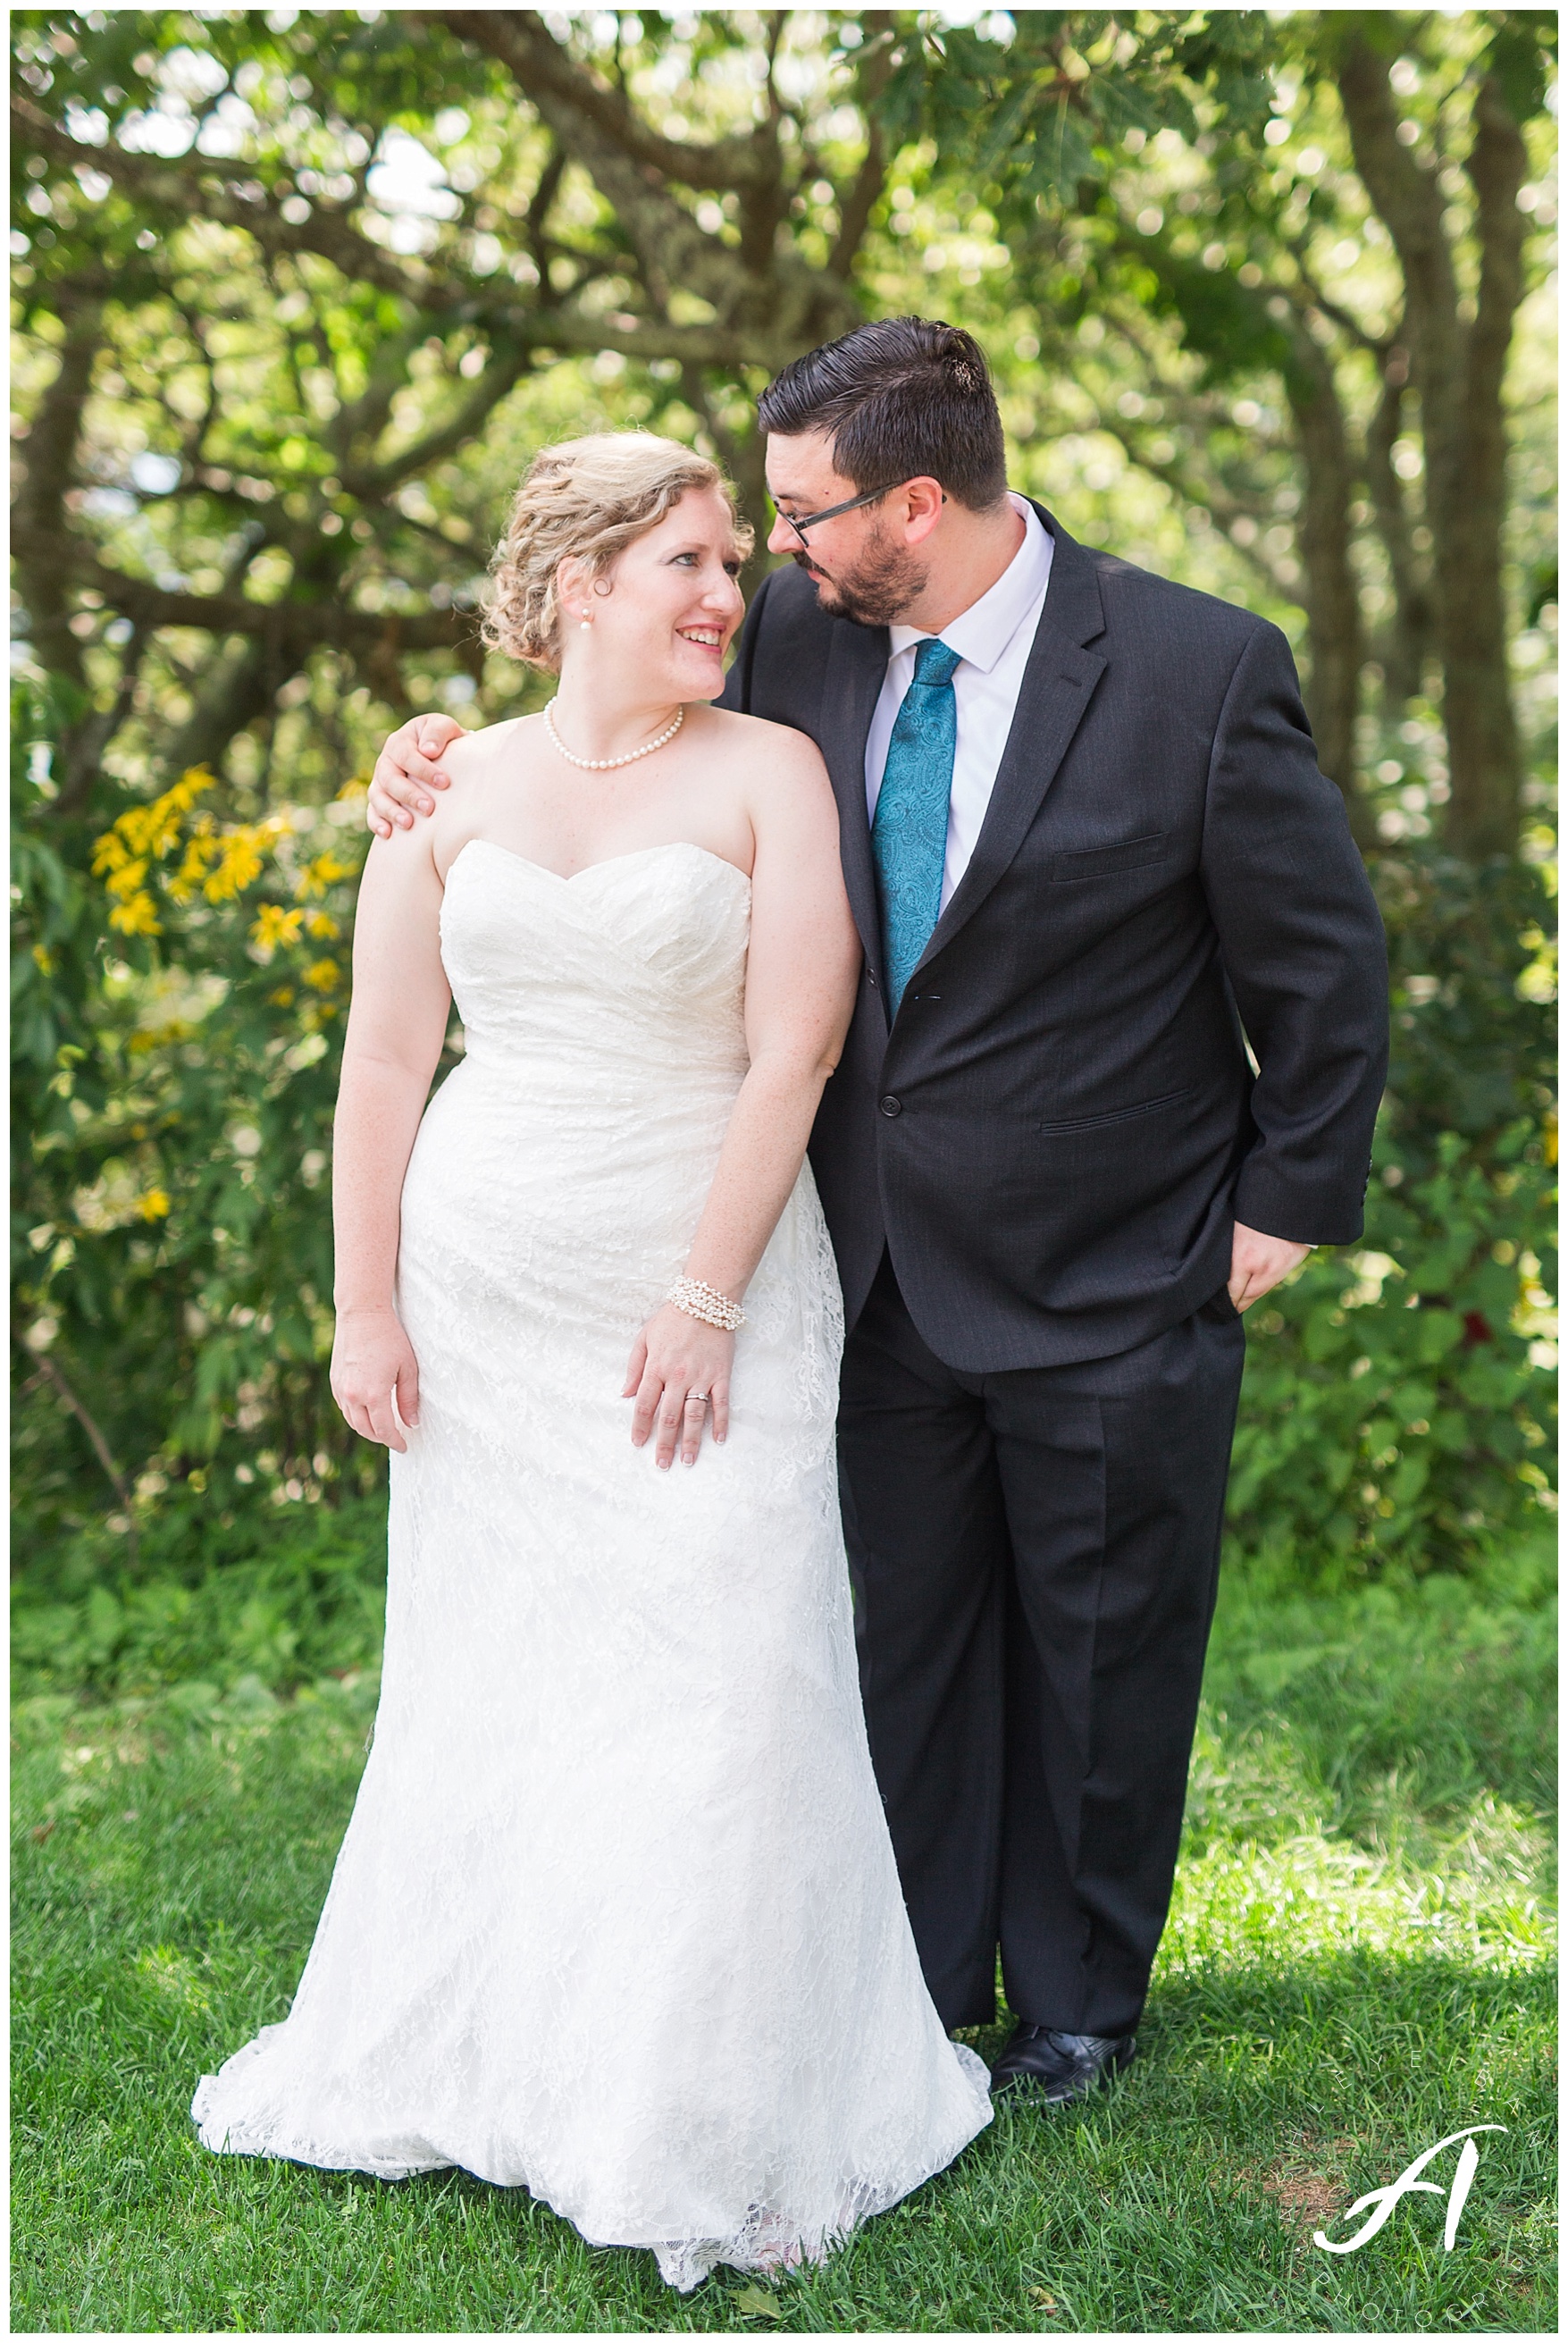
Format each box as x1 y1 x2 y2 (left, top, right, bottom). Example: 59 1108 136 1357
871 637 961 1013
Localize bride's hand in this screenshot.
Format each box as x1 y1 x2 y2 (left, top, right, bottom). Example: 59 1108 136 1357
624 1305 734 1469
331 1306 421 1451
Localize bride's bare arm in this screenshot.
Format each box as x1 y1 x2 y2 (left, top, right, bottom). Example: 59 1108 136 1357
626 731 861 1469
331 827 451 1449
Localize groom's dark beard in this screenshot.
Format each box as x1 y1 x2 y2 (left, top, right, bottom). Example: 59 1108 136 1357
791 526 928 629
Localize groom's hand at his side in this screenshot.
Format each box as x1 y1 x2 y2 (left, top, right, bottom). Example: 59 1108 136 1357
1228 1222 1312 1312
366 712 468 837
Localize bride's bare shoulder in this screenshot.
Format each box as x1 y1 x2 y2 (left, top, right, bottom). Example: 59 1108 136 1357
698 705 826 777
440 714 531 778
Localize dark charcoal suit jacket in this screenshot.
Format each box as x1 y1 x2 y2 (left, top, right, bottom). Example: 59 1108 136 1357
719 505 1389 1372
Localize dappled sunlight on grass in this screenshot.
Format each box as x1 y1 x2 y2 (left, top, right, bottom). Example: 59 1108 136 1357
1166 1805 1554 1975
13 1562 1555 2332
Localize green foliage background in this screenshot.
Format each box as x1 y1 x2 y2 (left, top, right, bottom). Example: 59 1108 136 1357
9 9 1557 1698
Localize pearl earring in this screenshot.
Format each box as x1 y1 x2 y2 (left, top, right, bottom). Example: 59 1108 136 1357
580 613 592 630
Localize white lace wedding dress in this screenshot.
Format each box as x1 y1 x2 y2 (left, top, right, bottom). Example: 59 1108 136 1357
191 837 992 2290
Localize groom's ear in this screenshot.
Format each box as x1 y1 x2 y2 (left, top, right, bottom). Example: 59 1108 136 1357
895 478 947 545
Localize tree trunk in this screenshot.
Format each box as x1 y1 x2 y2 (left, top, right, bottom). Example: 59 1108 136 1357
12 294 101 687
1338 37 1526 859
1280 332 1371 844
164 637 289 790
1449 76 1529 856
1363 350 1435 710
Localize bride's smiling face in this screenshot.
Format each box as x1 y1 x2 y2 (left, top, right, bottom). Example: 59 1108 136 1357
558 487 747 701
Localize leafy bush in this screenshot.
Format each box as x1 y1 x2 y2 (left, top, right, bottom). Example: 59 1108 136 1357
12 675 391 1548
1227 847 1556 1580
1228 1121 1555 1577
10 1481 386 1703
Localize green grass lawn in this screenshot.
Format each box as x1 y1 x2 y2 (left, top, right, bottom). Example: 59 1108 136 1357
13 1560 1555 2334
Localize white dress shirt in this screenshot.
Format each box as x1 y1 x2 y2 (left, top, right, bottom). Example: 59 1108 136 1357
864 492 1054 911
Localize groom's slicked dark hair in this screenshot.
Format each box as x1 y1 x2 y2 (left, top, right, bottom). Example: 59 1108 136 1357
758 316 1008 511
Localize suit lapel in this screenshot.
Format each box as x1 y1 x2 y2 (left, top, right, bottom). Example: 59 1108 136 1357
912 508 1107 979
818 616 889 972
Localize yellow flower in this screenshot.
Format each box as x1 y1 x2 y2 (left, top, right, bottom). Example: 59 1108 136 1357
296 850 356 901
108 890 162 937
105 857 149 901
303 956 340 992
94 770 220 927
168 825 220 904
251 903 305 953
135 1188 172 1221
31 944 54 975
106 768 214 863
267 986 297 1007
204 828 266 903
306 911 340 940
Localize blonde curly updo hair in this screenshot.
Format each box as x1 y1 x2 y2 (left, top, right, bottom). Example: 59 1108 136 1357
483 432 754 672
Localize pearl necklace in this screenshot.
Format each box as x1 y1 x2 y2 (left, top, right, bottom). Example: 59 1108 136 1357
544 699 684 771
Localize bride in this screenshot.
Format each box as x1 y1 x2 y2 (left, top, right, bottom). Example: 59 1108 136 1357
191 431 992 2290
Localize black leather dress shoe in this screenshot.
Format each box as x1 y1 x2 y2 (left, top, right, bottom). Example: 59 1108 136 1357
988 2025 1136 2103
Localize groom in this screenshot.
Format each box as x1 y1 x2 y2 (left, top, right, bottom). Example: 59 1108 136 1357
366 317 1388 2103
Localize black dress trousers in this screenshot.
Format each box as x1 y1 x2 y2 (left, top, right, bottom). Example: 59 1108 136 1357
838 1251 1246 2040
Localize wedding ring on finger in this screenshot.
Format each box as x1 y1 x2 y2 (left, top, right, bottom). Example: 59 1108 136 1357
684 1390 710 1408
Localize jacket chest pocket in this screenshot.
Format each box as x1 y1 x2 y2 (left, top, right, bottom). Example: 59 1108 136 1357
1049 831 1169 882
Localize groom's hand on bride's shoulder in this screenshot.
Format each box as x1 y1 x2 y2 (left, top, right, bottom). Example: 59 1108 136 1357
1228 1221 1312 1313
366 712 468 838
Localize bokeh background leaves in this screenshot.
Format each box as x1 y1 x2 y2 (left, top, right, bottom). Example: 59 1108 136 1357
11 6 1556 1684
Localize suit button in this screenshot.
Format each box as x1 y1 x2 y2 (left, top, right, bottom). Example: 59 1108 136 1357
879 1094 901 1117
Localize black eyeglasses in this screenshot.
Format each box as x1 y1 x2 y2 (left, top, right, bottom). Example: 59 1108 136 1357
769 481 909 550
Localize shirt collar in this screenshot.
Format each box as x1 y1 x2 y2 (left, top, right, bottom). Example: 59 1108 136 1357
888 492 1052 676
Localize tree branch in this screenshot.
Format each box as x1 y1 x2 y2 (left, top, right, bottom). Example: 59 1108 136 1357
11 526 468 659
432 8 782 194
426 9 858 362
12 94 436 308
1094 414 1292 599
1282 238 1392 357
828 13 896 281
19 1341 138 1555
342 334 538 499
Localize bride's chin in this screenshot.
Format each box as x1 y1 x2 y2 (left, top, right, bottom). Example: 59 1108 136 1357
672 658 726 699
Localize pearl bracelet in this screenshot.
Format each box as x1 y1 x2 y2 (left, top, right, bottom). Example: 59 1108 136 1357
667 1276 746 1332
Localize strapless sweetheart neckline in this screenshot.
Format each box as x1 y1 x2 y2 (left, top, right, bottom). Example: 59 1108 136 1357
449 836 751 891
